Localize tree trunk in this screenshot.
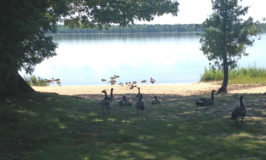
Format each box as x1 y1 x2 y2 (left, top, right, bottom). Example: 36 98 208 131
0 69 34 97
218 0 228 94
218 56 228 94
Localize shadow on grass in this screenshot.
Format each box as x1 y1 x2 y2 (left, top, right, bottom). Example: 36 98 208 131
0 92 266 160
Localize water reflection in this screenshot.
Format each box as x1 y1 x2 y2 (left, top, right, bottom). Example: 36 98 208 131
21 33 266 85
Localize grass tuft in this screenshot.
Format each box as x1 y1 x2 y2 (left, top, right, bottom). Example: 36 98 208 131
200 67 266 84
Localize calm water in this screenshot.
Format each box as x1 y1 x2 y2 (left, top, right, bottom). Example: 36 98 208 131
20 33 266 85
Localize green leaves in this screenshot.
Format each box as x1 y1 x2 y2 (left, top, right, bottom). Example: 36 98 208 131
200 0 261 69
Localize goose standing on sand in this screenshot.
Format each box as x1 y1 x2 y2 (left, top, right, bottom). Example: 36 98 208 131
100 90 112 113
150 77 155 84
231 95 247 125
119 95 132 106
55 78 61 86
151 96 160 105
141 80 146 83
196 90 216 106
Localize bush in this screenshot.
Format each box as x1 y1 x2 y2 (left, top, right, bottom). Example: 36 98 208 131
23 75 48 86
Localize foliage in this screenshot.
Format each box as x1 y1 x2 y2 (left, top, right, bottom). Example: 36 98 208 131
56 24 203 33
1 92 266 159
200 0 261 69
199 0 262 92
200 67 266 84
0 0 179 95
23 76 48 86
56 23 266 34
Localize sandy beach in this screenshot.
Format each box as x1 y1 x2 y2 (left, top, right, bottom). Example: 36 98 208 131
33 82 266 96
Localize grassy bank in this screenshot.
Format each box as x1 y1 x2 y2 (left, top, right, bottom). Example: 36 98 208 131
23 75 48 86
200 67 266 84
0 92 265 159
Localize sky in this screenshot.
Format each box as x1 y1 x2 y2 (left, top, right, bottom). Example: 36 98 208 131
137 0 266 24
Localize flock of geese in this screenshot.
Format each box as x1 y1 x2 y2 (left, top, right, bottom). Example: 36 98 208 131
101 75 156 89
195 90 248 126
99 87 265 127
100 87 160 114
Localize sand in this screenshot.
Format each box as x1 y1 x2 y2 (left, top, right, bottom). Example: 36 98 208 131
32 82 266 96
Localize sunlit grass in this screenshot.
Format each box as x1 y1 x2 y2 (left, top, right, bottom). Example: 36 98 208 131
0 92 265 159
200 67 266 84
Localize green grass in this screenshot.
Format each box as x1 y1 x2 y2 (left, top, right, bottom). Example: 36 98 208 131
200 67 266 84
23 75 48 86
0 92 266 160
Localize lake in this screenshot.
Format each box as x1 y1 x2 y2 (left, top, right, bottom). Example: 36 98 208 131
20 32 266 85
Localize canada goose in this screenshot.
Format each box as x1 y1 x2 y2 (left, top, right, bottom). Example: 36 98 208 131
231 95 247 125
151 96 160 105
110 88 114 101
100 90 112 113
114 74 120 79
136 94 144 112
109 79 116 85
136 87 143 100
130 84 137 89
150 77 155 84
119 95 132 106
141 80 146 83
118 82 123 87
196 90 216 106
54 78 61 86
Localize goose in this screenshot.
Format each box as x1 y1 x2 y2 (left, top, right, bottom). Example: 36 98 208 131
196 90 216 106
54 78 61 86
151 96 160 105
136 94 144 112
110 88 114 102
109 79 116 85
141 80 146 83
231 95 247 125
119 95 132 106
100 90 112 113
136 87 143 100
150 77 155 84
130 84 137 89
114 74 120 79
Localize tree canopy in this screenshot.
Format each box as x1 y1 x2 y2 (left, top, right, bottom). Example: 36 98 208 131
199 0 261 93
0 0 179 95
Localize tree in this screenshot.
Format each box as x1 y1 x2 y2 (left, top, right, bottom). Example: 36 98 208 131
0 0 179 96
200 0 261 93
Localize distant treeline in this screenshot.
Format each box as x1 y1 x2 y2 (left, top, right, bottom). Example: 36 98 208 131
56 23 266 33
56 24 203 33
